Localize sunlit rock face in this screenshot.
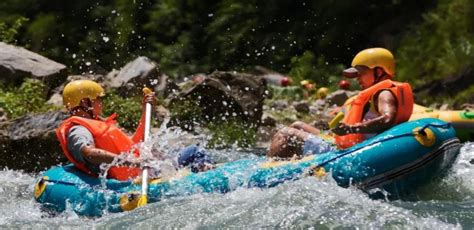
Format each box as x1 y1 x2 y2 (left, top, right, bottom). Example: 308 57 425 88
0 111 68 172
110 56 158 88
0 42 67 89
108 56 178 97
169 71 268 129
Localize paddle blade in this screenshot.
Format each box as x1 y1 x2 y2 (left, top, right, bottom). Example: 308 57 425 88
137 195 148 207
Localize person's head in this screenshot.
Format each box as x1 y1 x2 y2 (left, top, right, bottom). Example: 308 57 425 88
62 80 105 119
177 145 215 172
342 48 395 89
267 130 303 159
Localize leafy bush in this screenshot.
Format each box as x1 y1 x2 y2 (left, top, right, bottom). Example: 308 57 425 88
206 119 257 149
289 50 344 89
168 99 257 148
452 85 474 108
267 85 304 101
0 17 28 44
0 79 58 119
168 99 203 130
101 90 143 132
397 0 474 87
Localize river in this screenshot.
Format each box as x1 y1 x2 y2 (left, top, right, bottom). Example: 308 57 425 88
0 142 472 229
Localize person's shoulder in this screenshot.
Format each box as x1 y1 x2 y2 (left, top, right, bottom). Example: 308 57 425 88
69 125 92 136
376 90 396 103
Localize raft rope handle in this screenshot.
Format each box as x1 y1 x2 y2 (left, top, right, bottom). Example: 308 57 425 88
316 122 452 168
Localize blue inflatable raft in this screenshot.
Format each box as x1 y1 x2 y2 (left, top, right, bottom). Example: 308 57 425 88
34 118 461 217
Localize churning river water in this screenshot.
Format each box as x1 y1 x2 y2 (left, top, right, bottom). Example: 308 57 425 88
0 142 473 229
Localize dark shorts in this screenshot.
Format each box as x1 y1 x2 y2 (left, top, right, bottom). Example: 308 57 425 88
302 135 336 155
178 145 214 172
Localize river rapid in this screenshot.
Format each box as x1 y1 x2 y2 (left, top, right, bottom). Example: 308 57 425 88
0 141 473 229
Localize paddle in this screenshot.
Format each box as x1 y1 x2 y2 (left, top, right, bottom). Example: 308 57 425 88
328 111 345 129
137 87 153 207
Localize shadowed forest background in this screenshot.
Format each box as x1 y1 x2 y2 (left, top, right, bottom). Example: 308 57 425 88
1 0 473 106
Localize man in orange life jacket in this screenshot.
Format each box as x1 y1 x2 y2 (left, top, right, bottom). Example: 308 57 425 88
56 80 215 181
267 48 414 158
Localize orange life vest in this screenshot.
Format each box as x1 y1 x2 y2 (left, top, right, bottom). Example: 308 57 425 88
56 114 141 181
334 79 414 149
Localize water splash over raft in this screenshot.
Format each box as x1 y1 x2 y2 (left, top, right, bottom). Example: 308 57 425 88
1 143 474 228
32 118 461 217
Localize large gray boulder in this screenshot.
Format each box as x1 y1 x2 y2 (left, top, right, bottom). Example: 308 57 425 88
0 42 67 88
169 71 268 128
0 111 68 172
109 56 158 88
107 56 178 97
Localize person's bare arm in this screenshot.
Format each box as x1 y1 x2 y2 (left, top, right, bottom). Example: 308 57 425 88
81 145 139 166
289 121 321 135
332 90 397 135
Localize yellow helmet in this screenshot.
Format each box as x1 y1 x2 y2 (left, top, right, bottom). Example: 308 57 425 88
63 80 105 109
351 48 395 76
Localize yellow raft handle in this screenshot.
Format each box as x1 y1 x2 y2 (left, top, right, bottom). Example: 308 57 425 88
120 191 143 211
305 165 327 179
34 176 49 199
413 127 436 147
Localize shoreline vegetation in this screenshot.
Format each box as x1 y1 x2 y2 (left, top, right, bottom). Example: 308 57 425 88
0 0 473 151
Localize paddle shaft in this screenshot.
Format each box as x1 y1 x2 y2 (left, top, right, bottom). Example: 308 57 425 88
141 103 152 198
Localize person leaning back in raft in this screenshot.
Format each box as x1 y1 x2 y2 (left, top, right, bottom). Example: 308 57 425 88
267 48 414 158
56 80 215 181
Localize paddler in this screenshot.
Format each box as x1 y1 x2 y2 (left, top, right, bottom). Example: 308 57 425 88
56 80 214 181
267 48 414 158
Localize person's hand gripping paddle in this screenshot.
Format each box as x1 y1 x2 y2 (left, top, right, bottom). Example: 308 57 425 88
137 87 153 207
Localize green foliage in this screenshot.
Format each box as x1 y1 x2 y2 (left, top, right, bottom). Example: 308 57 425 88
168 99 203 130
168 99 257 148
0 17 28 43
397 0 474 86
267 86 304 101
289 51 344 88
452 85 474 107
0 0 435 76
0 79 58 119
289 51 317 84
396 0 474 105
102 90 142 132
206 119 257 149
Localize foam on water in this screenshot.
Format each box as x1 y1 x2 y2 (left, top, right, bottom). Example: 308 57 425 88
0 142 472 228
